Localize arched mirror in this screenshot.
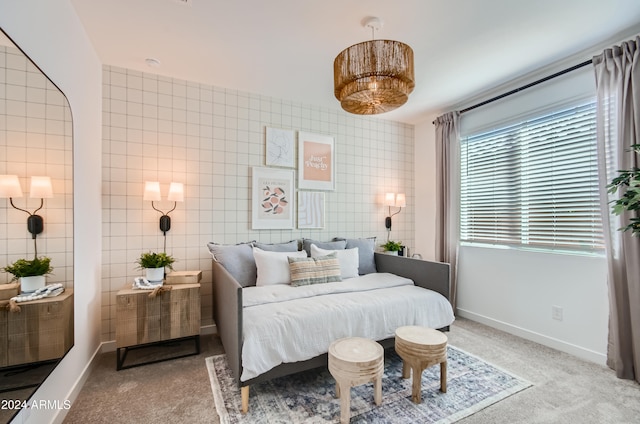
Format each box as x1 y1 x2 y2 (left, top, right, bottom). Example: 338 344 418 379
0 29 74 423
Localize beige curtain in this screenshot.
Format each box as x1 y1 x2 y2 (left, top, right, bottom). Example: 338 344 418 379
594 36 640 383
434 111 460 313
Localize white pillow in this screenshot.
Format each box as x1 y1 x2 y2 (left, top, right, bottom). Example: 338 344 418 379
253 247 307 286
310 244 359 279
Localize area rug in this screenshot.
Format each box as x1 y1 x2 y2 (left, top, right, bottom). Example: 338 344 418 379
206 346 532 423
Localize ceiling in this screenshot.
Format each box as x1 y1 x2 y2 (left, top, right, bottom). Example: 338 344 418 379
69 0 640 124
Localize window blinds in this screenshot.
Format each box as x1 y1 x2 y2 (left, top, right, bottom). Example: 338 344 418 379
460 101 604 251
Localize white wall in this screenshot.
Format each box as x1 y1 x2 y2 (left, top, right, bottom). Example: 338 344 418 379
0 1 103 423
457 246 609 363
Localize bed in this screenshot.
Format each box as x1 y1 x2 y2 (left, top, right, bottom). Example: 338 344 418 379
210 241 454 412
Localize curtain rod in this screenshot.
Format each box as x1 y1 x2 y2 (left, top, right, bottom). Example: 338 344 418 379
433 58 594 123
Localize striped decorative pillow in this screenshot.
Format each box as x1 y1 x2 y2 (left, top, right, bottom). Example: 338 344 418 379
288 253 342 286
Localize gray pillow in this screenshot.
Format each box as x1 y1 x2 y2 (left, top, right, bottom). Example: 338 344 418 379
207 242 257 287
333 237 376 274
302 239 347 256
253 240 299 252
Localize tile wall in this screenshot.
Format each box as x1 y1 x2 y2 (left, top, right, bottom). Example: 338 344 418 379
0 44 73 286
102 65 415 341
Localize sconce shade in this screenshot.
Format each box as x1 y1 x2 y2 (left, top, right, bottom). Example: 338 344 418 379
30 176 53 198
143 181 162 201
385 192 396 206
334 39 415 115
385 192 406 208
0 175 23 198
167 182 184 202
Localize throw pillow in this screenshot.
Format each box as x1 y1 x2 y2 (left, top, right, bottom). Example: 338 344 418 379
253 247 308 286
288 253 342 287
253 240 300 252
302 238 347 256
310 244 359 279
333 237 377 275
207 241 257 287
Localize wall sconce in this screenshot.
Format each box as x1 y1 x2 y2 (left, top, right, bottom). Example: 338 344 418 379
384 192 406 240
0 175 53 256
144 181 184 252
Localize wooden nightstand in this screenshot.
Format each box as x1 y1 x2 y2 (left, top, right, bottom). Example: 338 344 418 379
115 283 200 370
0 289 74 367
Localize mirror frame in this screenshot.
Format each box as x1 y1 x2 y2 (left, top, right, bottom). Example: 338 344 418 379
0 27 74 423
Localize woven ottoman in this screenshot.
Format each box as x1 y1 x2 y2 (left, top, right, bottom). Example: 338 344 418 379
328 337 384 424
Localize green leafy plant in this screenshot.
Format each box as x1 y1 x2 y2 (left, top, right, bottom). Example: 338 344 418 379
136 252 175 270
381 240 402 252
2 256 53 281
607 144 640 235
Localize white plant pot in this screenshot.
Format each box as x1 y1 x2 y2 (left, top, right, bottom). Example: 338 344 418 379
384 250 398 255
145 267 165 282
20 275 46 293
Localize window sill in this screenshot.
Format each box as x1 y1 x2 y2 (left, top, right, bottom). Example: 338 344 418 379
459 242 605 258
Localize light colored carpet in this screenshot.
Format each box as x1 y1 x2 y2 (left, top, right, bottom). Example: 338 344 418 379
207 346 531 423
62 318 640 423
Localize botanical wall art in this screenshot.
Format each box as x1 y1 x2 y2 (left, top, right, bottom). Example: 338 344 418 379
298 131 335 191
251 166 295 229
297 191 325 229
265 127 295 168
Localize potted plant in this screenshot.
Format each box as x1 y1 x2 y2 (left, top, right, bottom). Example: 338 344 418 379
136 252 175 282
607 144 640 235
381 240 402 255
2 256 53 293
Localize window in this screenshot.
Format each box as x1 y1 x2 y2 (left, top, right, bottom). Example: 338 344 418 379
460 101 604 252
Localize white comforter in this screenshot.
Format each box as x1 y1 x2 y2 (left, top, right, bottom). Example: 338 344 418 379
240 273 455 381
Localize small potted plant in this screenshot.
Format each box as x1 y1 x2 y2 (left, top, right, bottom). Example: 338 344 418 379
2 256 53 293
381 240 402 255
136 252 175 282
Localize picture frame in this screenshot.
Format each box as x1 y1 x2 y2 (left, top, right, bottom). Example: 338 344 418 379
251 167 295 229
265 127 295 168
298 131 335 191
298 191 325 229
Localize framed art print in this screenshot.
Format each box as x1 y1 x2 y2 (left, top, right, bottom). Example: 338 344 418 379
251 167 295 229
298 191 325 229
265 127 295 168
298 131 335 191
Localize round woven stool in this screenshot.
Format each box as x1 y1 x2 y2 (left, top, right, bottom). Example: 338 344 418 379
328 337 384 424
395 326 448 404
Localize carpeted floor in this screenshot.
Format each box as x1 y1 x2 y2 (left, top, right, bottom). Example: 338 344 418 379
63 318 640 423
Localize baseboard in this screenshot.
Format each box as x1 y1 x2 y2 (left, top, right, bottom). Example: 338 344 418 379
201 324 217 335
101 324 217 353
457 308 607 365
9 341 104 423
48 343 103 424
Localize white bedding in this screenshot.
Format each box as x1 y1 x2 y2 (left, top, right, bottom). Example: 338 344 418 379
240 272 455 381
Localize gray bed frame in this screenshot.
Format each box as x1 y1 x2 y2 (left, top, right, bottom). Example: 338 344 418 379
212 252 451 410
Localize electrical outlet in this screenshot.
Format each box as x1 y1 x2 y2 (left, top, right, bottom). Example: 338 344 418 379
552 305 563 321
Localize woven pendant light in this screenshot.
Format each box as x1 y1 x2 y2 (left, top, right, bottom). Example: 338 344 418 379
334 17 415 115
